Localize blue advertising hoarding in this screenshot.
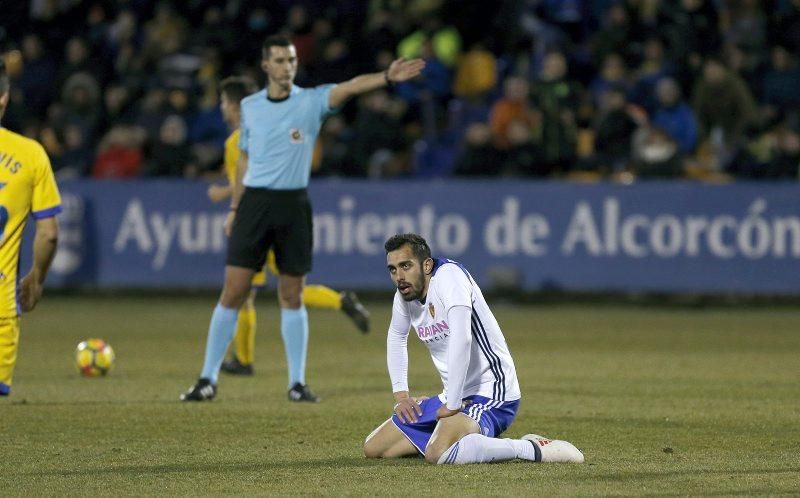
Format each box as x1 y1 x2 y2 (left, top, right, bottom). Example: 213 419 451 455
23 179 800 294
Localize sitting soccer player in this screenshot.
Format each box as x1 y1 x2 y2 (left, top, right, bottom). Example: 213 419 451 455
363 233 584 464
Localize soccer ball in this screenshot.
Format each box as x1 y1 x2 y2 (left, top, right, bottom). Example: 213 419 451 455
75 339 115 377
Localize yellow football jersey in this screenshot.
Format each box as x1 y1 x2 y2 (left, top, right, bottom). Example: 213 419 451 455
224 129 241 186
0 128 62 318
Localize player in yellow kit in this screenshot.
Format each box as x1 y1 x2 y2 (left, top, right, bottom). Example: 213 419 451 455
0 59 61 395
208 76 369 375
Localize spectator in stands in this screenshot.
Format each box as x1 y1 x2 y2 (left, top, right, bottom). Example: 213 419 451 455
629 36 674 113
761 45 800 115
692 57 758 148
489 76 537 151
134 88 169 144
631 125 684 178
729 118 800 179
312 115 354 177
100 83 136 135
724 0 768 61
352 90 406 176
142 2 188 63
453 123 503 177
593 85 639 174
591 4 636 65
503 119 544 177
62 72 102 135
589 53 630 109
18 34 56 119
54 124 93 179
146 115 196 177
652 77 699 154
531 50 580 174
58 37 101 91
660 0 721 65
770 0 800 56
398 17 461 69
92 125 145 178
452 41 497 101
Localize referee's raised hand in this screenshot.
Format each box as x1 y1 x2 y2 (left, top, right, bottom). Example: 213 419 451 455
386 58 426 83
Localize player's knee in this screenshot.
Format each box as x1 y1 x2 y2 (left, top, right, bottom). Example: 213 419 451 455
280 293 302 309
220 288 248 308
424 446 444 465
362 438 383 459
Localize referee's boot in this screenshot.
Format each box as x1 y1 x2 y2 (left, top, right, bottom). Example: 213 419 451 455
340 291 370 334
180 378 217 401
221 357 254 376
288 382 320 402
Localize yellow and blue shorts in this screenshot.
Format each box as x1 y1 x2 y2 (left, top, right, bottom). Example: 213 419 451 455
0 316 21 395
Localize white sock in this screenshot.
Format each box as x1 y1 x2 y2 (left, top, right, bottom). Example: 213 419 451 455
437 433 536 464
524 434 585 463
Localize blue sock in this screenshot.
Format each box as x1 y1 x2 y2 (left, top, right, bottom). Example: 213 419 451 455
281 307 308 387
200 303 239 383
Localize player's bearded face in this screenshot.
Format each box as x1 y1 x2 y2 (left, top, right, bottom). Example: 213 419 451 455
398 266 425 302
388 249 428 302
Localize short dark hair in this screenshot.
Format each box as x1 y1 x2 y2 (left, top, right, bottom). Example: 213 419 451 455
0 58 9 95
385 234 432 263
262 34 292 59
220 76 258 104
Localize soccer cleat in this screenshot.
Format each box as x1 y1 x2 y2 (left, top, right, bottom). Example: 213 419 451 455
180 378 217 402
522 434 584 463
221 357 254 376
288 382 320 402
340 291 370 333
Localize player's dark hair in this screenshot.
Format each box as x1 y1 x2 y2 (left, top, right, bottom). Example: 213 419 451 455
385 234 432 263
0 58 9 95
262 34 292 59
220 76 258 103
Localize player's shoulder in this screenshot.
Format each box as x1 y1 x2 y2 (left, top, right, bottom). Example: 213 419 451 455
294 84 335 97
240 89 267 107
432 258 471 280
0 128 46 155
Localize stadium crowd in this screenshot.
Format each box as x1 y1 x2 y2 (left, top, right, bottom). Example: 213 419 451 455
1 0 799 181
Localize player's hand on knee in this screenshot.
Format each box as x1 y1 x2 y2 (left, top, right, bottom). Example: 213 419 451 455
435 399 472 420
394 397 423 424
435 405 462 420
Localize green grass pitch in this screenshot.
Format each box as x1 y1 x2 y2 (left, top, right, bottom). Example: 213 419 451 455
2 295 799 496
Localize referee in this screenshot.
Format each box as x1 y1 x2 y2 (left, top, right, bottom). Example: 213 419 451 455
181 35 425 402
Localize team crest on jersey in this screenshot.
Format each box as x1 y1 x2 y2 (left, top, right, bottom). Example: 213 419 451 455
289 128 304 144
0 272 5 281
428 303 435 318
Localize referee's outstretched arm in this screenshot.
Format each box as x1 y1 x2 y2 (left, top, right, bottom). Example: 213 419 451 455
328 58 426 109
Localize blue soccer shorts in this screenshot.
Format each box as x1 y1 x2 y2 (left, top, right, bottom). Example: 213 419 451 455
391 395 520 454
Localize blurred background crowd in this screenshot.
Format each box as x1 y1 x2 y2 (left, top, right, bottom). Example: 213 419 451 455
2 0 800 181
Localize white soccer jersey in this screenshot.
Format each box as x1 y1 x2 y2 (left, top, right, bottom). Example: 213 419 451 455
387 258 521 408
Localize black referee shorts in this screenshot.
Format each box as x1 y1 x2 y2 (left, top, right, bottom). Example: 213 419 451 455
227 187 313 276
